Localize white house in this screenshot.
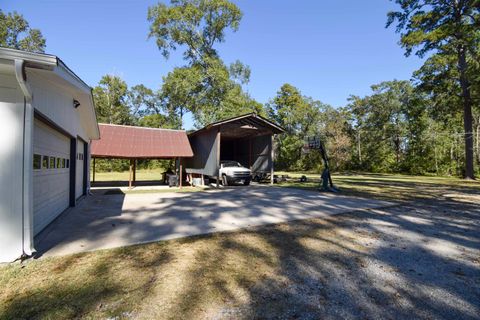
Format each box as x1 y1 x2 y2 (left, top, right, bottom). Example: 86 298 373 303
0 48 99 262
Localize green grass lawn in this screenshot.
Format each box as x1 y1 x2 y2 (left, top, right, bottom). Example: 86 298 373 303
1 173 478 319
92 168 165 182
276 171 480 202
91 169 479 203
91 169 480 201
91 169 208 194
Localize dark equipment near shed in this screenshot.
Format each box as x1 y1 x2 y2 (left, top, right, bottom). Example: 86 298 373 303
168 174 179 187
304 136 338 192
252 173 287 183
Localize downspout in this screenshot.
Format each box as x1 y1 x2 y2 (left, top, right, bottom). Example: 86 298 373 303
14 59 35 259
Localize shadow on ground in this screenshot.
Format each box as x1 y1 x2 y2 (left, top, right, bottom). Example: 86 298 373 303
155 197 479 320
0 177 479 319
34 185 391 257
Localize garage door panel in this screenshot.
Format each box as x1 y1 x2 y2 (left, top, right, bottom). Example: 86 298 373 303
33 120 70 235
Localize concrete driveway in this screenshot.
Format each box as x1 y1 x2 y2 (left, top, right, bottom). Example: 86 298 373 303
36 185 392 257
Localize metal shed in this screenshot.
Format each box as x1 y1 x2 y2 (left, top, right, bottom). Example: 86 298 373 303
184 113 285 185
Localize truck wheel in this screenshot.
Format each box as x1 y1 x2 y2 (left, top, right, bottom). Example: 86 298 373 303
222 175 229 186
244 179 250 186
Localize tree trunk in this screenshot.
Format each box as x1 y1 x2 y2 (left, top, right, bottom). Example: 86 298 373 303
458 47 475 179
179 106 184 129
476 116 480 165
395 134 400 166
357 130 362 164
450 140 455 175
434 134 439 174
456 135 460 174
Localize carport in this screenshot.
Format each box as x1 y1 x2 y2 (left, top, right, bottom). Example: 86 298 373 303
91 124 193 188
184 113 285 185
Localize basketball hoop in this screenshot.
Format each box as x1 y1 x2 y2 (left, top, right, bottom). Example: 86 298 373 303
306 136 321 149
301 144 311 154
300 135 338 192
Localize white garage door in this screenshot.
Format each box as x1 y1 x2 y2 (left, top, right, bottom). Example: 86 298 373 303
76 139 85 199
33 119 70 235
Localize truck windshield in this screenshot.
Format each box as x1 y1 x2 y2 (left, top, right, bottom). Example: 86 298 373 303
221 161 242 167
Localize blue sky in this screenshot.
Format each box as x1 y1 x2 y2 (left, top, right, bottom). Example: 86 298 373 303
3 0 424 129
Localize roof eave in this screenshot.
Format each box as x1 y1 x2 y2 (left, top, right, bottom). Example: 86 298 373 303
0 47 57 68
189 113 286 137
91 154 194 159
0 47 100 140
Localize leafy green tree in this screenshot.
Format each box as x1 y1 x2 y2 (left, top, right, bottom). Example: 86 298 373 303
148 0 242 62
161 65 204 127
148 0 259 127
387 0 479 178
267 84 321 170
93 75 131 125
267 84 352 172
190 56 264 126
348 81 430 173
317 105 353 171
426 114 466 176
229 60 251 85
268 84 311 133
128 84 181 128
128 84 162 118
412 47 480 175
93 79 178 172
137 114 177 129
0 10 46 53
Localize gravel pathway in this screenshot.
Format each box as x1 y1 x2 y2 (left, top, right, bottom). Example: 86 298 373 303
210 198 480 320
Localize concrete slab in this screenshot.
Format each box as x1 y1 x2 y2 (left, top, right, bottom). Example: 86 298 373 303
35 185 393 257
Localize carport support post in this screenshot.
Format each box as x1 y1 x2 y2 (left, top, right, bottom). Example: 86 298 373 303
129 159 133 189
133 159 136 184
271 134 275 185
179 162 183 189
249 138 252 169
92 158 96 183
216 128 221 188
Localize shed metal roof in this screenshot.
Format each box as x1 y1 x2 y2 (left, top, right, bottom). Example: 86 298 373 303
189 113 285 138
91 124 193 159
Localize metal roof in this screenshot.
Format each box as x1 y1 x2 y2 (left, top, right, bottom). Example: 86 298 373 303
189 113 285 138
0 47 100 140
0 47 89 88
91 124 194 159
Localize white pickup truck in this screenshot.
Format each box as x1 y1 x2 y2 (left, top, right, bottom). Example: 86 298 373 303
219 161 252 186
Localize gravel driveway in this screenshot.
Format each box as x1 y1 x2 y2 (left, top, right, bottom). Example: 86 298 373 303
3 178 478 320
223 198 480 320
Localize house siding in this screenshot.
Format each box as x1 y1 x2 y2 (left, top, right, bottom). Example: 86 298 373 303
28 70 89 142
0 72 28 262
0 55 98 262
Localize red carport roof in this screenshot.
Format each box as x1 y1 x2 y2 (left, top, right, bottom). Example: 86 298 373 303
91 124 193 159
